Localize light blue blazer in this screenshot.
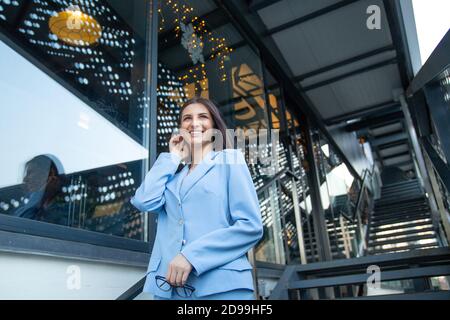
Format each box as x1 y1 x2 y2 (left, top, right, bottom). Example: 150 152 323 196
130 149 264 298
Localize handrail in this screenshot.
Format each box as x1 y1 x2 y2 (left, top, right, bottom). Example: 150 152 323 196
352 165 376 257
116 276 146 300
423 137 450 192
270 247 450 299
353 165 374 221
256 167 289 196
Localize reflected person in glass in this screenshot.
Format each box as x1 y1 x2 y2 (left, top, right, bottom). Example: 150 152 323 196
13 155 69 225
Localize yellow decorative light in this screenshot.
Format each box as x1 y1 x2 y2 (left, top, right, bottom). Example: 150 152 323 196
49 9 102 46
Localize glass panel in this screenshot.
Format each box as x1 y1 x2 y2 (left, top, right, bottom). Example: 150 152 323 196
156 0 270 152
427 67 450 164
0 0 154 240
156 1 284 263
425 67 450 219
310 128 361 259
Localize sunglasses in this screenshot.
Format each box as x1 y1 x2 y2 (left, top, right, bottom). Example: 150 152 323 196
155 275 196 298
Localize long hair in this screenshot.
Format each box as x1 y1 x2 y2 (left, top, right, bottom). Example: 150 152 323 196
180 97 233 150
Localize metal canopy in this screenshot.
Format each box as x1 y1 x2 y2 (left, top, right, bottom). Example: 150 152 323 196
253 0 418 176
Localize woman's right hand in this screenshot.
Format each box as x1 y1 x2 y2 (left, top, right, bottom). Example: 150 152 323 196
169 134 189 162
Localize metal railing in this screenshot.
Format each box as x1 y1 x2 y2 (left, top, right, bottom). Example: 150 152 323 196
270 247 450 299
406 29 450 247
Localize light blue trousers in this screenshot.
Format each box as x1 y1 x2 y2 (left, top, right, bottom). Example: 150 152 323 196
154 289 255 300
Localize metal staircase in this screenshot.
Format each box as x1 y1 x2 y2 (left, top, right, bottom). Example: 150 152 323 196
269 178 450 300
368 180 439 255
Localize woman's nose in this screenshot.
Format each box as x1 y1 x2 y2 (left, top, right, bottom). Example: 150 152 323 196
191 119 201 128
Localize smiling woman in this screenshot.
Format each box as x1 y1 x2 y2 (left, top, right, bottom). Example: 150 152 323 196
131 97 264 300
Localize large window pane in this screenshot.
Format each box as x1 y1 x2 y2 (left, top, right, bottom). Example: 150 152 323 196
0 0 154 241
156 0 270 152
310 128 361 259
156 1 287 264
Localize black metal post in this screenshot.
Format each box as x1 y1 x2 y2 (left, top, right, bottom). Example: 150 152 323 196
144 0 159 245
304 119 333 262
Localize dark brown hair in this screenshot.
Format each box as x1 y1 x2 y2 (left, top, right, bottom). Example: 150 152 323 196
180 97 232 150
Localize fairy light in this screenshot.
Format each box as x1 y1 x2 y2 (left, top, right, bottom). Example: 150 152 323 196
158 1 233 95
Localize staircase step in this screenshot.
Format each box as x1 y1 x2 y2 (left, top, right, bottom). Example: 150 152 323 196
375 196 426 208
370 227 435 240
381 180 420 191
368 242 439 255
371 208 431 221
375 196 426 206
381 185 422 194
340 290 450 300
370 213 431 227
370 233 438 248
303 231 356 242
373 203 429 216
370 219 433 233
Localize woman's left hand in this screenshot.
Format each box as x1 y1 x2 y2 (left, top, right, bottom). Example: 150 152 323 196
166 253 193 287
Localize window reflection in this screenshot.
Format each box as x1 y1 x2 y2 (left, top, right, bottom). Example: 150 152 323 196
310 129 362 259
0 0 152 240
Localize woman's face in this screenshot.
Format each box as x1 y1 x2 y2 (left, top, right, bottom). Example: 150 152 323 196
180 103 214 147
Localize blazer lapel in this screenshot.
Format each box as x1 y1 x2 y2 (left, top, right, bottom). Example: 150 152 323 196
180 150 218 201
166 165 188 202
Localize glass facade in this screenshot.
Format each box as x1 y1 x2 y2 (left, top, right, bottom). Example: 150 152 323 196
310 128 362 259
0 0 154 240
0 0 364 269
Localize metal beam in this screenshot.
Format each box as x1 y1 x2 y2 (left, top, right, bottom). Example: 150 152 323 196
407 30 450 97
294 45 395 82
344 111 403 132
303 58 397 91
146 0 160 245
248 0 283 12
382 0 414 89
265 0 360 36
289 265 450 289
304 124 333 262
325 100 400 125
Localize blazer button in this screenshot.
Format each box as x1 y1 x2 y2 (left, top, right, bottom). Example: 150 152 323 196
182 239 186 245
178 219 184 225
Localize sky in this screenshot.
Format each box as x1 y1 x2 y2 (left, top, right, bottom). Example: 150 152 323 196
412 0 450 65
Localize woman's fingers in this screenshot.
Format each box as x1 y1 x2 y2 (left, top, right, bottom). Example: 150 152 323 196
169 270 177 286
181 271 189 287
175 270 184 287
165 266 173 285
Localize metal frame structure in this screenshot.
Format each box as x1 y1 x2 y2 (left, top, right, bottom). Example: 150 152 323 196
270 247 450 299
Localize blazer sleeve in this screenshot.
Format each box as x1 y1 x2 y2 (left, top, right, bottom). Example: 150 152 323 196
181 149 264 276
130 152 182 212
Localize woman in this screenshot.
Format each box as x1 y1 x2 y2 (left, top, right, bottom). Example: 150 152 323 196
130 97 263 300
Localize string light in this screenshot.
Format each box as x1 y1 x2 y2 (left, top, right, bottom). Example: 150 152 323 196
158 0 233 95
